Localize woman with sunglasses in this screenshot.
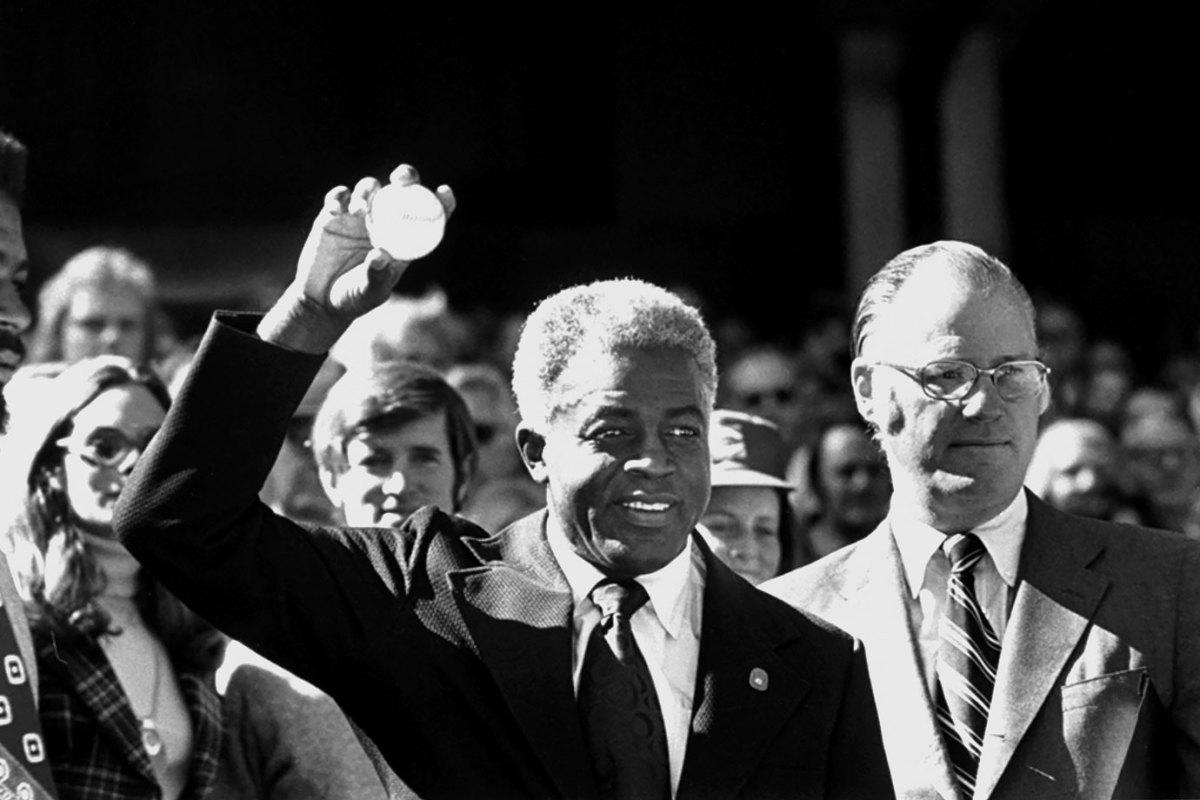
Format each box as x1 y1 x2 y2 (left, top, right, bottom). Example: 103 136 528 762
0 355 226 799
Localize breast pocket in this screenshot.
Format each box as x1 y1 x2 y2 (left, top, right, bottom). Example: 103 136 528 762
1061 667 1147 713
1059 668 1148 796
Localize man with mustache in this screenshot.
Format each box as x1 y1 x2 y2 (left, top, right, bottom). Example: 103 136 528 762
116 162 890 799
764 241 1200 800
0 128 59 798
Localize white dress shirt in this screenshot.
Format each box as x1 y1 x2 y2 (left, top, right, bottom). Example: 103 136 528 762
546 527 705 797
891 490 1027 697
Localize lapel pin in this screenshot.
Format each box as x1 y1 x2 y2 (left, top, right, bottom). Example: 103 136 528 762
749 667 769 691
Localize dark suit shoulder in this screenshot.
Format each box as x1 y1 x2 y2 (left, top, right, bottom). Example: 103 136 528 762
335 505 493 594
1028 497 1200 573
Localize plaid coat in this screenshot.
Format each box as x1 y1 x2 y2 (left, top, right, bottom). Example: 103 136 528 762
33 626 225 800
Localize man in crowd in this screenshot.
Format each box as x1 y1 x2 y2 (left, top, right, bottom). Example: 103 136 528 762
310 359 478 527
0 128 59 798
1024 416 1140 523
765 240 1200 799
115 163 889 799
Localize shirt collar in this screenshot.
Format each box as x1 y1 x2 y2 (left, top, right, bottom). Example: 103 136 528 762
546 523 698 639
891 490 1027 599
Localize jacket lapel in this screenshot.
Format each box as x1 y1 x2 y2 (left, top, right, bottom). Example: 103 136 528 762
448 511 597 800
38 632 157 785
178 671 224 800
975 495 1109 799
839 524 961 800
676 536 812 799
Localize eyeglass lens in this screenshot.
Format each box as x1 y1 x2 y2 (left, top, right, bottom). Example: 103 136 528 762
919 361 1044 400
74 427 159 466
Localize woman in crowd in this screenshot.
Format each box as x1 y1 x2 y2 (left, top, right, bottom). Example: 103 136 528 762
697 410 795 584
0 356 225 799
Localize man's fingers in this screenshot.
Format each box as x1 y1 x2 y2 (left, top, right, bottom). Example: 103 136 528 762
322 185 351 213
436 185 457 219
365 247 405 272
348 176 382 216
389 163 420 186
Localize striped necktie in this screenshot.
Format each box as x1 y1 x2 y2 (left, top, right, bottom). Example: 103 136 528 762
934 533 1001 799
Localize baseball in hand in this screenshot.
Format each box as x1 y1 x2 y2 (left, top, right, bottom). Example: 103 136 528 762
366 182 447 260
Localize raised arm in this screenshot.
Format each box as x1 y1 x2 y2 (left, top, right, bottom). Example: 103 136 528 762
114 164 455 691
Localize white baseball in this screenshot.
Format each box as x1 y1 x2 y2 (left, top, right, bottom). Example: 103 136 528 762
366 182 447 261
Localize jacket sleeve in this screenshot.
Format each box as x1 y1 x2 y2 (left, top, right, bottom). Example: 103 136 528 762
114 312 408 695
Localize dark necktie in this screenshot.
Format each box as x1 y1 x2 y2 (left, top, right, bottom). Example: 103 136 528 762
0 598 58 798
577 578 670 800
934 533 1002 800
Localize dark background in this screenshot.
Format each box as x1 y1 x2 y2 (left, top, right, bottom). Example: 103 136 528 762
2 1 1199 372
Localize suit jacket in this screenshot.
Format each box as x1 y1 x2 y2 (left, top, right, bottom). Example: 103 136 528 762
762 493 1200 800
33 626 224 800
115 313 892 800
215 661 389 799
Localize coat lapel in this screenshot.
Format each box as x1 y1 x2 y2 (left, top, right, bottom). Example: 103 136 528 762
447 511 597 800
676 537 812 799
837 524 961 800
39 633 157 785
975 495 1110 799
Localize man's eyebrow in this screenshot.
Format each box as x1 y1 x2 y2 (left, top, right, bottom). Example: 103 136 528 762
664 404 705 419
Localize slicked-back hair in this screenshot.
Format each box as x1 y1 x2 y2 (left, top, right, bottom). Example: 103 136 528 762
28 245 161 364
312 360 478 510
851 240 1037 358
0 128 28 206
511 278 718 430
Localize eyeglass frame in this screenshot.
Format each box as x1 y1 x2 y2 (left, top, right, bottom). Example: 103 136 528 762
56 425 160 469
865 358 1051 403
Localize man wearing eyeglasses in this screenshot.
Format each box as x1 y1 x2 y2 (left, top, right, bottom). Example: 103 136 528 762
764 240 1200 800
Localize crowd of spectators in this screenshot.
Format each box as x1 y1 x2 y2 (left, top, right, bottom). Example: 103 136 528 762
4 139 1200 798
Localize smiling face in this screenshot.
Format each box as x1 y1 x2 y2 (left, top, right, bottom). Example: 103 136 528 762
699 485 782 585
322 412 458 528
520 346 711 577
61 384 166 537
853 269 1048 531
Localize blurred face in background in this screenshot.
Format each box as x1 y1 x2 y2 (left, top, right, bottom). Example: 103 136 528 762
0 192 31 427
456 380 522 483
815 423 891 531
699 485 782 585
1029 421 1121 519
1121 413 1200 520
724 349 802 445
261 359 343 525
60 384 165 536
61 287 147 363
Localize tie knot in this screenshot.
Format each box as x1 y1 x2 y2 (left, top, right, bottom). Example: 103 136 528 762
942 532 986 574
589 578 650 621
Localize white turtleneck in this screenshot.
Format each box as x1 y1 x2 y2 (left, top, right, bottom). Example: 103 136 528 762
84 532 193 800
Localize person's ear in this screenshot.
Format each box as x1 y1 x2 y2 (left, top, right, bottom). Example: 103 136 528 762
1038 375 1052 415
517 424 550 484
317 465 341 506
851 358 876 421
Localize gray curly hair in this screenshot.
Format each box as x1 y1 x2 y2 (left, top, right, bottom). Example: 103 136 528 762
511 278 718 430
